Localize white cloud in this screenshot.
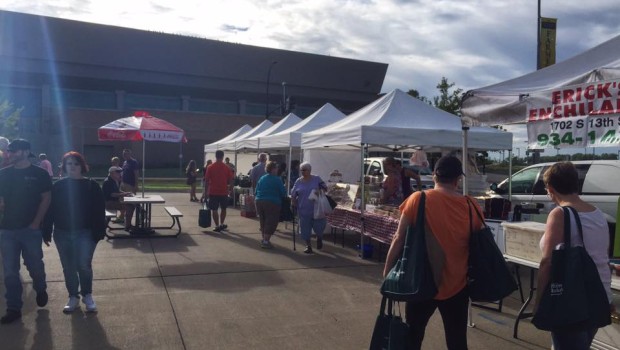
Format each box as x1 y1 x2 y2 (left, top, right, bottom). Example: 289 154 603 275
1 0 619 100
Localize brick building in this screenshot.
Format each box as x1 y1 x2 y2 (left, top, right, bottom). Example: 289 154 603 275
0 10 387 168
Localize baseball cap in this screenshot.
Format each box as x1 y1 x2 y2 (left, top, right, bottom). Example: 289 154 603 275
433 156 465 179
108 166 122 173
7 139 31 152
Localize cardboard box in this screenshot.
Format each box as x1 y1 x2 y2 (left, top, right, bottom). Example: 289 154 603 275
502 221 546 263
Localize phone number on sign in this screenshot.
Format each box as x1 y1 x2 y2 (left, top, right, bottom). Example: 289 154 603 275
535 130 620 147
530 115 620 147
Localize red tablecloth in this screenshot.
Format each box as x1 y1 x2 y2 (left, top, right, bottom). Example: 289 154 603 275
327 207 398 244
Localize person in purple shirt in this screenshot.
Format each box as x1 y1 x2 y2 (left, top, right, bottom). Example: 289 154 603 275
290 161 327 254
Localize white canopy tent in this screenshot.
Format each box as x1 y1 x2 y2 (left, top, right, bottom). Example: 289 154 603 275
203 124 252 153
301 88 513 254
234 113 302 151
257 103 346 188
259 103 345 150
461 33 620 125
302 89 513 182
303 89 512 151
217 119 273 152
461 34 620 199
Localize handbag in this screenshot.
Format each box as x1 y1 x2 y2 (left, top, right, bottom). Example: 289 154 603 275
531 206 611 331
466 198 518 302
369 296 411 350
198 202 211 228
381 191 438 302
326 194 338 209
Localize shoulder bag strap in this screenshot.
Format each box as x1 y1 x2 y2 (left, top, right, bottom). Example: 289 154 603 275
561 206 573 248
415 191 426 230
566 206 586 249
466 196 486 234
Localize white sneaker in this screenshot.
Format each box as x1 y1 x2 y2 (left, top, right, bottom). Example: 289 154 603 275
82 294 97 312
63 296 80 314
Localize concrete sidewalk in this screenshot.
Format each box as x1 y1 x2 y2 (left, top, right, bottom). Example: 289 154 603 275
0 192 551 349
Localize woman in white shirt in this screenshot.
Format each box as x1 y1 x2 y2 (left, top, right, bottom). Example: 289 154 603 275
536 162 612 349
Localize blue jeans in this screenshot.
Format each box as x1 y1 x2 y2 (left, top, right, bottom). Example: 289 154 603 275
53 229 97 297
551 328 597 350
0 228 47 311
298 215 326 241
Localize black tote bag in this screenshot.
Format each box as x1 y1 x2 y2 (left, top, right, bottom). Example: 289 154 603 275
198 202 211 228
531 206 611 331
381 192 437 302
466 198 518 302
369 297 411 350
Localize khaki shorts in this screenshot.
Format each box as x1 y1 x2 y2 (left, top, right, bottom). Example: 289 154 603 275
120 183 136 193
106 201 124 211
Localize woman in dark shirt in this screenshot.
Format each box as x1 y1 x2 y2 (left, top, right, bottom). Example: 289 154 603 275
42 151 105 314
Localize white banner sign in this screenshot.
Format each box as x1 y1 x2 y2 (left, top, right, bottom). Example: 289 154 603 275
526 79 620 149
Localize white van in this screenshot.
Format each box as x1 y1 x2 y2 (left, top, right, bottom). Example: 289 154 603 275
490 160 620 235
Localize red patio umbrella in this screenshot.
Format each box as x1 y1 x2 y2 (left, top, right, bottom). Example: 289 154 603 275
98 111 187 197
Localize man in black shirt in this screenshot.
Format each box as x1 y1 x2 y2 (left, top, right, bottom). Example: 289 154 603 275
102 166 134 230
0 139 52 324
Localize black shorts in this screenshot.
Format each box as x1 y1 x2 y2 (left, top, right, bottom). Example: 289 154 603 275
208 195 229 210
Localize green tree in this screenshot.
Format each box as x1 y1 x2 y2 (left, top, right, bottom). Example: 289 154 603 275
433 77 462 116
408 77 463 115
0 99 22 139
407 89 430 104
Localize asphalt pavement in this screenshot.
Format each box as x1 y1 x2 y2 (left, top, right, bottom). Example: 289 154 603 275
0 192 551 349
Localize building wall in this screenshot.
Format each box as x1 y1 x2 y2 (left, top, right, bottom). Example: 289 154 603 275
0 10 389 169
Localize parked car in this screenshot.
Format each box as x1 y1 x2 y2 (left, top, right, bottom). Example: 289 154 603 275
363 157 434 190
489 160 620 240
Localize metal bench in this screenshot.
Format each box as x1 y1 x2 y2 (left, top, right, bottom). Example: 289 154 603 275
164 206 183 237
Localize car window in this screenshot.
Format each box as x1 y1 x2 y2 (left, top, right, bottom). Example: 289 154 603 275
582 164 618 194
532 166 550 195
369 161 382 176
498 166 541 194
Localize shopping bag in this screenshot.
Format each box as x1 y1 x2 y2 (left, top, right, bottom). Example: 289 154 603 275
198 202 211 228
326 194 338 209
369 297 411 350
318 191 333 216
381 192 437 302
466 198 517 302
531 206 611 331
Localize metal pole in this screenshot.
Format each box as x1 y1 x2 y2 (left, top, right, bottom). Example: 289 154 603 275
282 82 287 115
179 141 183 176
360 144 365 258
265 61 278 119
537 0 541 70
462 127 469 195
142 139 146 198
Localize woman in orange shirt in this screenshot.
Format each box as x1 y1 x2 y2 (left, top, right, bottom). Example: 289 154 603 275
383 156 483 350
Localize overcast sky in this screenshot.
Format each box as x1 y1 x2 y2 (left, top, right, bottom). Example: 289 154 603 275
1 0 619 155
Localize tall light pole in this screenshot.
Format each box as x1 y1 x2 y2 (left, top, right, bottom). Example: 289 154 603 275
265 61 278 119
536 0 541 70
282 81 287 115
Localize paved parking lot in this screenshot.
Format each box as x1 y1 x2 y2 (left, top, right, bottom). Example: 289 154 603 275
0 192 551 349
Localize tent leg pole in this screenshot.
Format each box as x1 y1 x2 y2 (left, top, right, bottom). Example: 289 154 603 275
142 139 146 197
360 144 365 258
462 126 469 195
288 146 292 190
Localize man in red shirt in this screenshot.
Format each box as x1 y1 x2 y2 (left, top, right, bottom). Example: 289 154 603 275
205 150 234 232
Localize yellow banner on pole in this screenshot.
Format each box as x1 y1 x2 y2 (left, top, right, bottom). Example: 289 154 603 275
538 17 557 69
